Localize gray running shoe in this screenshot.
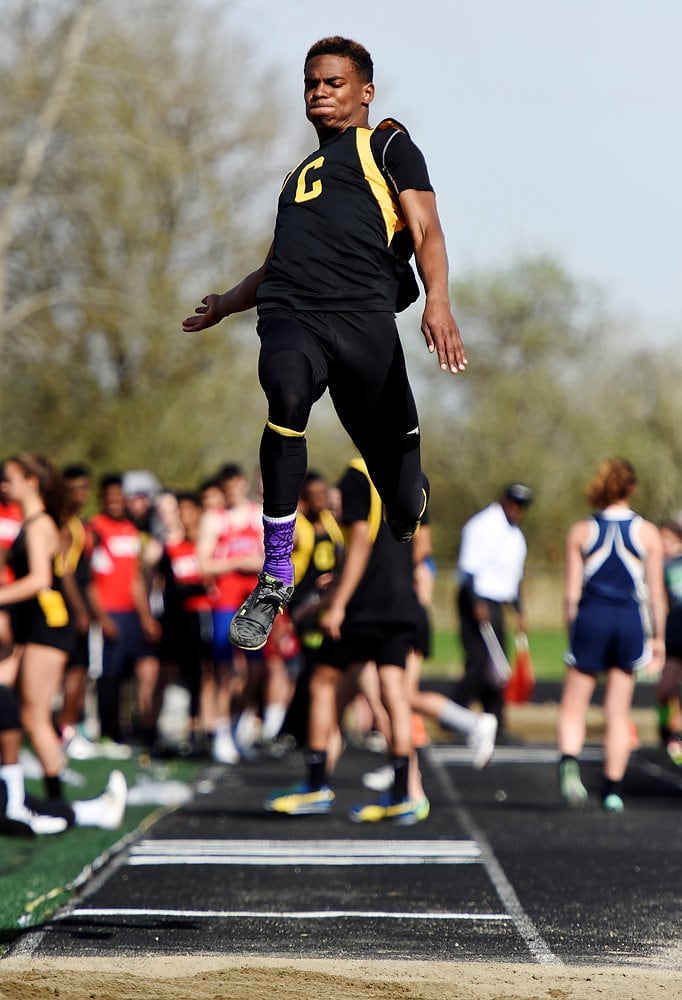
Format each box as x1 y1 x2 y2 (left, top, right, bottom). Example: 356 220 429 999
229 573 294 651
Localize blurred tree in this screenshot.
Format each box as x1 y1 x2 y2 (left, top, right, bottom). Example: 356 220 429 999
0 0 293 484
406 255 682 564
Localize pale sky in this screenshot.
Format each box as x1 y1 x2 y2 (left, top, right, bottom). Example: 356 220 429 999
232 0 681 342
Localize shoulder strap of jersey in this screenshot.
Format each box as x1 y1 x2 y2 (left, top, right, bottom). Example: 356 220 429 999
319 509 345 549
371 118 410 195
348 458 383 544
292 511 315 585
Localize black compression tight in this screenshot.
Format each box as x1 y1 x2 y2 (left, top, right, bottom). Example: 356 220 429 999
257 312 424 524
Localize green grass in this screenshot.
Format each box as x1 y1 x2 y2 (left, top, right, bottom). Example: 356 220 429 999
423 628 567 682
0 754 201 951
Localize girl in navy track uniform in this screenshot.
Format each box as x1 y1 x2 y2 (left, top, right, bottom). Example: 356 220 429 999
557 459 666 811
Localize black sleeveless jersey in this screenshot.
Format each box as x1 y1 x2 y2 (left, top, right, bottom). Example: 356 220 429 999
256 120 433 314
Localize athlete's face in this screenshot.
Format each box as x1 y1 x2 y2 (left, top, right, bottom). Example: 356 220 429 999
101 484 125 520
3 462 33 505
304 55 374 134
301 479 329 519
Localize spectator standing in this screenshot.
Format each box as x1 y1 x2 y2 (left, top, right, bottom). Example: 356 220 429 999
557 458 665 811
87 474 161 748
266 458 426 824
196 464 263 762
657 521 682 762
455 483 533 732
0 455 73 803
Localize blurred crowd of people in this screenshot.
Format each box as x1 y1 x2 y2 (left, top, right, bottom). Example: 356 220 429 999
1 452 679 836
0 453 500 835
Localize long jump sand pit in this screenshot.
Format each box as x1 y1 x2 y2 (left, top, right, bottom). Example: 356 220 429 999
1 957 681 1000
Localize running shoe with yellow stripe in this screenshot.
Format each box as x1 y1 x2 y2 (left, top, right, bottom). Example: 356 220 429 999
264 783 335 816
348 794 430 826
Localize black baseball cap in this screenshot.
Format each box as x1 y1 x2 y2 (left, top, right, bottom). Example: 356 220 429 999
504 483 533 507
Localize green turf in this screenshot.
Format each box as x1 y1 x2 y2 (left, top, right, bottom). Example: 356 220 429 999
422 628 567 682
0 754 201 951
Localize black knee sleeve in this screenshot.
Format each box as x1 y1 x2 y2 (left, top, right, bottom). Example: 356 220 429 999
0 685 20 733
259 426 308 518
259 349 315 432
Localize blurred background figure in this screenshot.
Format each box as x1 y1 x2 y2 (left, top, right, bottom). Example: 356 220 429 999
557 458 666 812
454 483 533 736
656 520 682 763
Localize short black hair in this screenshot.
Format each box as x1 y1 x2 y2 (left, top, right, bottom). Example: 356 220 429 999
217 462 245 483
305 37 373 83
176 490 201 507
199 476 223 494
62 462 91 480
99 473 123 494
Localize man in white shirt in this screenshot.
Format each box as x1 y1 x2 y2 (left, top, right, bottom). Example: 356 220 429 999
454 483 533 731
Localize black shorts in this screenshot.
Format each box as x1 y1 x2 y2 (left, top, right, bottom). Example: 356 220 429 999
317 626 413 672
9 597 73 655
410 602 432 659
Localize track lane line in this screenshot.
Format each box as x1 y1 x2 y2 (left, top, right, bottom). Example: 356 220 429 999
424 746 563 967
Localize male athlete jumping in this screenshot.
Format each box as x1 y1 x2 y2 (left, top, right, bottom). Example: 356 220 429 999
183 37 466 651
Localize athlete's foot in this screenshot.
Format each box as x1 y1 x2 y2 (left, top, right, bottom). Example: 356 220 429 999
6 803 68 836
385 473 430 544
228 573 294 651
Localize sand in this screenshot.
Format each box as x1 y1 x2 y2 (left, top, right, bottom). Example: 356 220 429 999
1 956 681 1000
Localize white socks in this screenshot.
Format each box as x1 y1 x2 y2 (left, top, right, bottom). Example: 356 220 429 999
261 703 287 742
0 763 26 814
439 699 477 736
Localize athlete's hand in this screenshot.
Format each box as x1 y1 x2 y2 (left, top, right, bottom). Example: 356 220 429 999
320 602 345 642
643 637 665 676
182 293 226 333
421 299 467 374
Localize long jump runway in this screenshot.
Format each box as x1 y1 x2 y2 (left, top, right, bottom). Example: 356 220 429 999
11 739 682 968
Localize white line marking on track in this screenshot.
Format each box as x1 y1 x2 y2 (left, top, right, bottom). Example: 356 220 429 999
56 907 512 922
429 745 604 766
128 838 481 866
424 746 563 967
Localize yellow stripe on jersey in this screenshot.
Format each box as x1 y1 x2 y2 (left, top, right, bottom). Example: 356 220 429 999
355 127 406 247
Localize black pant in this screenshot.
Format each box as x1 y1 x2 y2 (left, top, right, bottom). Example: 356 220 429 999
257 310 423 523
454 587 505 727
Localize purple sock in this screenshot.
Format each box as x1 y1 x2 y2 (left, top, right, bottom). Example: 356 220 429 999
262 514 296 586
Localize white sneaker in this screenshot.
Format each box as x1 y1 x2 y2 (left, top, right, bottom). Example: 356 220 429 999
361 764 394 792
97 770 128 829
213 728 240 764
7 803 68 835
99 739 133 761
64 731 101 761
468 713 498 770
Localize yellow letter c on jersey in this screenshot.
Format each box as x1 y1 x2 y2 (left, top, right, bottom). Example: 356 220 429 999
295 156 324 203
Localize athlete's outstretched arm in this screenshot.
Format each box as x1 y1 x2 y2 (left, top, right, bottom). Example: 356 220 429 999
398 189 467 374
182 243 274 333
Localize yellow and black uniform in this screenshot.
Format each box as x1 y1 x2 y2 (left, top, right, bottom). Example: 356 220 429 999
282 505 345 745
257 120 428 313
317 460 421 672
256 120 430 528
56 514 92 667
5 513 73 654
